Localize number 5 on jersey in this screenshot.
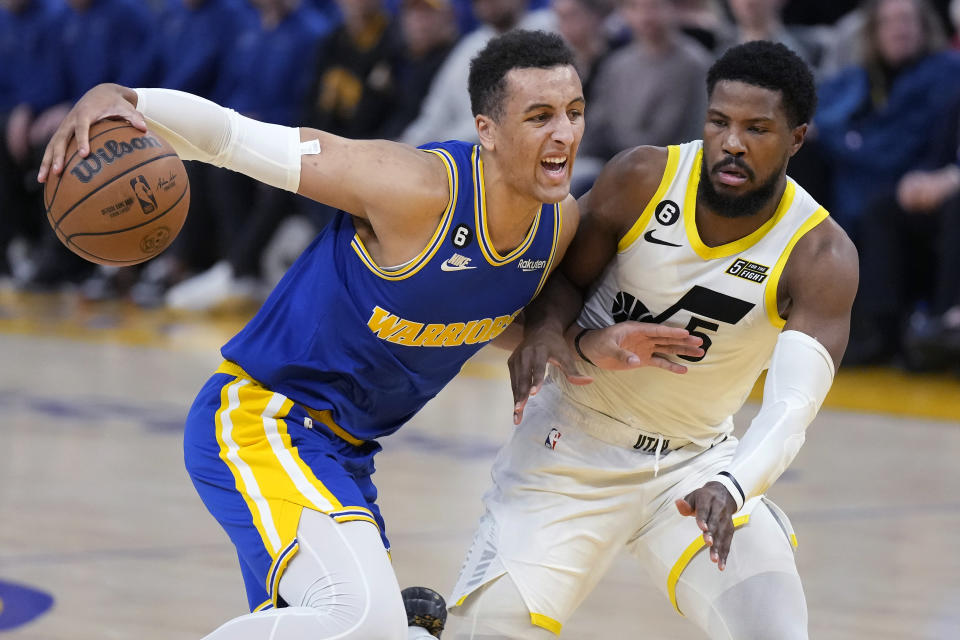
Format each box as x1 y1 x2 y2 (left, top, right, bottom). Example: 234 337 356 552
612 285 754 362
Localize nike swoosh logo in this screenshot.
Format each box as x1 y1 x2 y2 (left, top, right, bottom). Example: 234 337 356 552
643 229 681 247
441 261 477 271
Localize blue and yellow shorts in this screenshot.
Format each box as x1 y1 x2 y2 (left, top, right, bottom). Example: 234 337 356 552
183 361 386 612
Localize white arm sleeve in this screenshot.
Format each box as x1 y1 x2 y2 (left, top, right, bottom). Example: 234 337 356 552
712 330 836 510
134 88 305 193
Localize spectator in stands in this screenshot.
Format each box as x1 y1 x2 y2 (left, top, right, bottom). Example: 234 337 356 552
576 0 710 164
56 0 160 102
812 0 960 363
816 7 866 77
107 0 259 306
672 0 727 52
377 0 459 140
552 0 619 193
0 0 64 284
163 0 331 311
717 0 825 68
20 0 161 288
302 0 401 139
157 0 256 99
553 0 616 99
401 0 555 145
382 0 483 34
813 0 960 233
307 0 341 23
852 93 960 366
295 0 404 250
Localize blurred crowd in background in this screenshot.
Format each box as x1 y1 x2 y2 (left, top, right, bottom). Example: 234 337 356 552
2 0 960 372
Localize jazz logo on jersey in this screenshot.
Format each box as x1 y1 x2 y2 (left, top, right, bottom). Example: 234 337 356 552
367 305 518 347
545 427 562 450
726 258 770 284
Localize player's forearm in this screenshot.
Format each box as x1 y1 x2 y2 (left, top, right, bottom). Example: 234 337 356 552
522 271 585 340
133 88 304 192
712 330 835 510
489 318 525 351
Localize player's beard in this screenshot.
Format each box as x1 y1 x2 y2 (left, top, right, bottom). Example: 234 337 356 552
698 156 786 219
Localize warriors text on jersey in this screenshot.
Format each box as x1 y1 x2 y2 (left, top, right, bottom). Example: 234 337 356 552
555 140 828 445
222 140 562 442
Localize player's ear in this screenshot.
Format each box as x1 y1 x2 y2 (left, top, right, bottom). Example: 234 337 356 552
789 123 808 157
476 114 496 151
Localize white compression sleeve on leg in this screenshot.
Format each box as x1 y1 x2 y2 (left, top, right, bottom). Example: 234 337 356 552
713 330 835 506
134 88 304 192
200 512 408 640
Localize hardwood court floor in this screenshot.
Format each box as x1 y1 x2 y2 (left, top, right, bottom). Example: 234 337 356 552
1 291 958 639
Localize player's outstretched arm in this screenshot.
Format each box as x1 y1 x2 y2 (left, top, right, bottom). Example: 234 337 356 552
566 321 703 374
508 270 592 424
676 216 859 571
38 85 450 239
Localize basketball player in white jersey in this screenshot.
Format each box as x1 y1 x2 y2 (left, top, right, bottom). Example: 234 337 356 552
449 41 859 639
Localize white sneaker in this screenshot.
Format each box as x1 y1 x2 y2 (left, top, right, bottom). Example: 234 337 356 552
164 261 235 311
165 261 267 312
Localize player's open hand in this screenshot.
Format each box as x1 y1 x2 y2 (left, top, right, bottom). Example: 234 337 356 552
577 322 704 373
38 83 146 184
675 482 739 571
509 326 592 425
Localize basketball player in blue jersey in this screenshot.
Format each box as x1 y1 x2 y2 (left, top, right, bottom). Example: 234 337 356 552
38 30 704 640
449 42 859 638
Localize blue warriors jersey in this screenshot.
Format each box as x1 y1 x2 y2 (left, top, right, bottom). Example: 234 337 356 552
222 140 562 442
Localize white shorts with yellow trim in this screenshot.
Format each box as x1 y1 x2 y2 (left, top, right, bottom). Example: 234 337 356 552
450 384 798 635
184 362 388 612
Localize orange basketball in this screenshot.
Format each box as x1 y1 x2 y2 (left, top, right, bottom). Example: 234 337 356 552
43 120 190 266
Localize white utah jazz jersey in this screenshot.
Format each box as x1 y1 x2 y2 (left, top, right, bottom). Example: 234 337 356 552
554 140 828 445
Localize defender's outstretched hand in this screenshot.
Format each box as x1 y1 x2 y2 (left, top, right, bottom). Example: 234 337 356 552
675 482 739 571
576 321 703 372
38 83 145 184
509 322 704 425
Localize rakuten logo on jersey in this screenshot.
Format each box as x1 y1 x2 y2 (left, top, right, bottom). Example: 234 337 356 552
517 258 547 272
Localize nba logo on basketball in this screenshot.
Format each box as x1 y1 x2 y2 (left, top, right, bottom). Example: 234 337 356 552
130 175 158 214
545 428 562 450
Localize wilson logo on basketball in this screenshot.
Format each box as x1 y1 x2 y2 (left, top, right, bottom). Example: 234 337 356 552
69 135 164 184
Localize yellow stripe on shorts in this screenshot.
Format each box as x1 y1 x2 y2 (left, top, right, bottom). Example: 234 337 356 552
530 612 563 635
216 377 284 554
667 514 751 616
214 374 347 559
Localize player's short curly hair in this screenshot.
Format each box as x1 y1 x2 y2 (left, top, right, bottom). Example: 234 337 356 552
707 41 817 127
468 30 577 121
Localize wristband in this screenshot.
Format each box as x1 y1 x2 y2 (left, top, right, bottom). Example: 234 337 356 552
712 471 745 511
574 327 595 366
